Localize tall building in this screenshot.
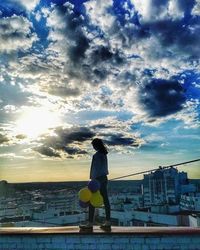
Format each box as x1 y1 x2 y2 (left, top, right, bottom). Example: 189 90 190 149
143 167 196 207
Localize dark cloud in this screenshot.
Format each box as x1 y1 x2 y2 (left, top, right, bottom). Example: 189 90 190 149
61 146 87 155
139 79 186 117
176 0 195 14
34 146 61 158
15 134 27 140
47 86 81 97
155 21 200 57
61 6 124 67
34 125 143 158
116 21 150 46
146 18 200 57
91 124 112 130
68 34 90 64
55 126 95 143
0 133 9 144
79 45 124 85
51 3 90 65
47 3 126 88
91 46 124 65
34 126 95 158
104 133 140 147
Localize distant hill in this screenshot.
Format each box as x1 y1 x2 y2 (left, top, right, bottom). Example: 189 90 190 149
11 181 87 191
5 178 200 193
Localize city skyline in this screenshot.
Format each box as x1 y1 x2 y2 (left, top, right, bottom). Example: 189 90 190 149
0 0 200 183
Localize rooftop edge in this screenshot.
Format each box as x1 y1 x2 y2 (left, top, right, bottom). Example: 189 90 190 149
0 226 200 235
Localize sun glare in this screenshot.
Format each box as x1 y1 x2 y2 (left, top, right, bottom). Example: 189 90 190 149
16 107 60 139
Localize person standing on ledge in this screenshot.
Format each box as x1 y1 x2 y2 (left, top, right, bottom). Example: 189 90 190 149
81 138 111 229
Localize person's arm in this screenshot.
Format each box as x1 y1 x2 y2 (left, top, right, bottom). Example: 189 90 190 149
89 155 95 179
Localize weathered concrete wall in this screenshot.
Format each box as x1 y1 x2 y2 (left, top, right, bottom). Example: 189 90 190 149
0 226 199 250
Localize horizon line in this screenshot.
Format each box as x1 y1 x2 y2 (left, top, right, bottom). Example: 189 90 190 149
2 178 200 185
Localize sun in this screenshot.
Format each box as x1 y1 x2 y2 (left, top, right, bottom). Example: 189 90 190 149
15 107 60 139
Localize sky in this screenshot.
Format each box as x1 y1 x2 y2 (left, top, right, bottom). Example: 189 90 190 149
0 0 199 183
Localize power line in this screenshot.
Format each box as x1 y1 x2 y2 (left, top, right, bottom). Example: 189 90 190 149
109 158 200 181
162 159 200 168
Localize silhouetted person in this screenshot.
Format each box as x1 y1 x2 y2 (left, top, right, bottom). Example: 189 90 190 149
82 138 111 229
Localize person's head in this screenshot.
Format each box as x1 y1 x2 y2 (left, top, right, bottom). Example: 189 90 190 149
91 138 108 154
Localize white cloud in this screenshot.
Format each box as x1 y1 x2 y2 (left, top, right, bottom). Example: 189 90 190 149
131 0 154 22
84 0 115 35
12 0 40 11
0 15 38 52
192 0 200 16
131 0 185 22
34 11 42 22
168 0 185 19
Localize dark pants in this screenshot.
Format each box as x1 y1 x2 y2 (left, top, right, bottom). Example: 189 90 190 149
89 175 111 223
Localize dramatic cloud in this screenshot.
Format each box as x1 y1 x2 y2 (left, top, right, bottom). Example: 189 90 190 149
46 2 125 89
15 134 27 140
138 79 186 117
34 145 61 158
105 134 141 147
33 124 143 158
145 18 200 58
47 86 81 98
54 126 95 143
0 0 199 180
34 126 95 158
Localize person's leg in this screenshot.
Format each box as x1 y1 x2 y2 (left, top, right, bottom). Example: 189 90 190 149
99 179 110 221
80 204 94 228
89 203 95 223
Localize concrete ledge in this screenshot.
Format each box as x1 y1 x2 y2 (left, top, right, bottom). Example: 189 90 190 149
0 226 200 235
1 227 200 250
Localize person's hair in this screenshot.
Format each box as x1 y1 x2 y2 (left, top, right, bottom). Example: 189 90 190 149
92 138 108 155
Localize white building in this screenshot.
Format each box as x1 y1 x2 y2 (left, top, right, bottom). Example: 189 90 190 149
109 193 143 211
98 208 189 226
188 214 200 227
180 193 200 212
143 167 196 207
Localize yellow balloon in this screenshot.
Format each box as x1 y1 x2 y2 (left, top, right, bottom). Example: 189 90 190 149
78 187 92 202
90 190 104 207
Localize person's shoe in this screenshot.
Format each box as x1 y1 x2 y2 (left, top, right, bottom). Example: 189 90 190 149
79 222 93 229
100 221 111 231
101 220 111 226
